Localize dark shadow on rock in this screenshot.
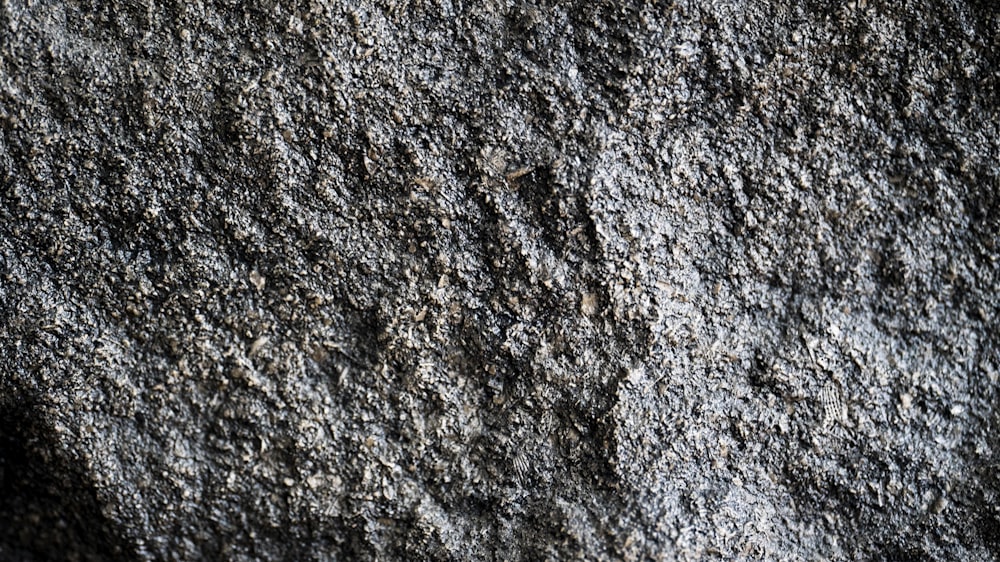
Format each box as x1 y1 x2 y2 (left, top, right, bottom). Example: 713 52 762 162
0 400 134 562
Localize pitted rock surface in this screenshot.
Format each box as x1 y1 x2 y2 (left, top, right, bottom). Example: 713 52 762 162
1 1 998 560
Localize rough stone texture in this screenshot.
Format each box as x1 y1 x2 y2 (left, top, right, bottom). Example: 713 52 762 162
1 0 998 560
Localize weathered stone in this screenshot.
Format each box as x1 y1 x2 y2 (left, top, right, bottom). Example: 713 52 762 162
1 1 998 559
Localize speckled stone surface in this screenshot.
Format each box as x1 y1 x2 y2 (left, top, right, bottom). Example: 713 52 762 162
1 1 998 559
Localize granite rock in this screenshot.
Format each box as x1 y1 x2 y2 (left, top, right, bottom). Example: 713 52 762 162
1 0 998 559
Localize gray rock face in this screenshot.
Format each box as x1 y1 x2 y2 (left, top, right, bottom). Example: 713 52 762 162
1 0 998 559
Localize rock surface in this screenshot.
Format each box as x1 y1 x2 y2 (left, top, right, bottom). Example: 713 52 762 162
1 0 998 559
